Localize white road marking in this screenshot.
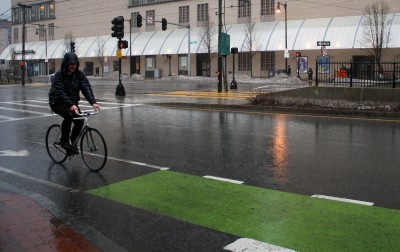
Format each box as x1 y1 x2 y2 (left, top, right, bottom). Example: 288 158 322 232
105 155 169 170
0 150 29 156
0 106 49 115
204 175 244 184
2 101 50 109
224 238 297 252
311 195 374 206
0 115 17 120
0 166 79 193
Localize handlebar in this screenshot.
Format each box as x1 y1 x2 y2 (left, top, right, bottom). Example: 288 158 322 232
73 110 99 120
76 110 99 117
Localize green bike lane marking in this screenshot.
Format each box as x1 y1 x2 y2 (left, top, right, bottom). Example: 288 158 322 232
87 170 400 252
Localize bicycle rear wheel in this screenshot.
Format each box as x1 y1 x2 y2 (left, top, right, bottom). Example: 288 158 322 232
46 124 68 163
80 127 107 171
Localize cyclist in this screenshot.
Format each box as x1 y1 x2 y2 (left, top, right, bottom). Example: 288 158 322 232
49 52 100 154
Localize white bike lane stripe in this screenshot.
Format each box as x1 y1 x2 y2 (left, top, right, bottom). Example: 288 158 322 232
0 166 79 193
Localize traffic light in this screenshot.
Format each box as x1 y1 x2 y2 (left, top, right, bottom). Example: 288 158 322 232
111 16 125 38
118 40 129 49
137 13 142 28
161 18 167 31
296 51 301 57
70 42 75 52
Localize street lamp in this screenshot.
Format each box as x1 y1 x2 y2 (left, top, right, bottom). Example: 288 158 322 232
276 2 288 74
36 28 48 75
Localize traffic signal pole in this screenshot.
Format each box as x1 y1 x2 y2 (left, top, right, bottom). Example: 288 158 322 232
116 38 126 97
111 16 126 97
217 0 223 93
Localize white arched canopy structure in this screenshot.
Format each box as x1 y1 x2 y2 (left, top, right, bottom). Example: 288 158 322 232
1 13 399 61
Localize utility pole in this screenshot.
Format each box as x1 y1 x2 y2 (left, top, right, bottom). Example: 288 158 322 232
18 3 31 86
217 0 222 93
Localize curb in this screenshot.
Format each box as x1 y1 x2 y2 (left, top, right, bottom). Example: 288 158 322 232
149 102 400 120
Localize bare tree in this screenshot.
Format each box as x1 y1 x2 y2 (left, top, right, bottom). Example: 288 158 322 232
362 0 390 65
95 37 106 77
242 18 260 77
198 19 217 77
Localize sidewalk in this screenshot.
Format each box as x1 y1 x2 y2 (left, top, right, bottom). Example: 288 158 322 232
0 187 101 252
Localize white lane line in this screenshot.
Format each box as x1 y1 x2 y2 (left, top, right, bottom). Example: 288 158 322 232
0 115 17 120
311 195 374 206
105 156 169 170
3 101 50 109
0 114 53 123
204 175 244 184
0 106 50 115
0 166 79 193
0 150 29 156
224 238 297 252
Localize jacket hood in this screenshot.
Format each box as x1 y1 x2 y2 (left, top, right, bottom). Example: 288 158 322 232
60 52 80 74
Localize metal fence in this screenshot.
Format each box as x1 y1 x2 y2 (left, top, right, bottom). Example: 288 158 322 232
315 61 400 88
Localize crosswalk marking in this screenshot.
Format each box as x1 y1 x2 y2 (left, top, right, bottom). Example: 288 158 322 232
2 101 51 109
0 106 50 115
0 99 144 123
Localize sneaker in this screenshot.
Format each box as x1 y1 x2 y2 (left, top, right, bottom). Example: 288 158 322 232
72 145 79 155
60 141 72 151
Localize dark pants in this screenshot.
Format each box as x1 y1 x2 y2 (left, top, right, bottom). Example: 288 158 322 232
51 104 83 145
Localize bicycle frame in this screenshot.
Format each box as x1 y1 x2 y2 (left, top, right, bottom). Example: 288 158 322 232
71 111 98 147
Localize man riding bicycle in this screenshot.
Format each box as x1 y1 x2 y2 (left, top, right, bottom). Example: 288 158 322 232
49 52 100 154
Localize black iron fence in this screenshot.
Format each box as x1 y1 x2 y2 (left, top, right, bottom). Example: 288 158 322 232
315 60 400 88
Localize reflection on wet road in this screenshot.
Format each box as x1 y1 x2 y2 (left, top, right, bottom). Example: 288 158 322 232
1 84 400 251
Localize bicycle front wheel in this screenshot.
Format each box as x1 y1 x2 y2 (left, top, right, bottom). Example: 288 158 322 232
46 124 68 163
80 128 107 171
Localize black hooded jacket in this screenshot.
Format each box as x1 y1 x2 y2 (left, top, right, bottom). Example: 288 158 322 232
49 52 96 108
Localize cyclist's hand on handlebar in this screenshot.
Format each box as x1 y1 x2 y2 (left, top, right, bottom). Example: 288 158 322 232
92 103 100 112
70 105 79 115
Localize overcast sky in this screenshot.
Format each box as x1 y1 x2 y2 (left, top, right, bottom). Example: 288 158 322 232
0 0 11 20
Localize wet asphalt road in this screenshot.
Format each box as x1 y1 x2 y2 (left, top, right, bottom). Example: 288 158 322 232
1 80 400 251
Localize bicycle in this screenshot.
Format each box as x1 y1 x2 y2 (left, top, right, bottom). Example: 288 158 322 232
45 111 107 172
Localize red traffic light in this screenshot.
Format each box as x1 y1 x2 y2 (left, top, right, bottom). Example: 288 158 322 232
118 40 129 49
296 51 301 57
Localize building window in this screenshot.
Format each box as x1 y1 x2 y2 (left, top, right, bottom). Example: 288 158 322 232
13 28 19 43
197 3 208 22
261 51 275 71
38 24 46 41
145 56 155 70
261 0 274 16
146 10 155 29
238 52 251 71
31 5 38 21
179 6 189 24
238 0 251 18
178 55 188 75
12 1 55 24
131 12 140 27
113 60 119 72
12 8 21 23
49 1 55 18
48 23 54 40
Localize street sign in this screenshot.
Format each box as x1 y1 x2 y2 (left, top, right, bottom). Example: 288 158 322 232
116 49 122 58
219 33 230 56
317 41 330 46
